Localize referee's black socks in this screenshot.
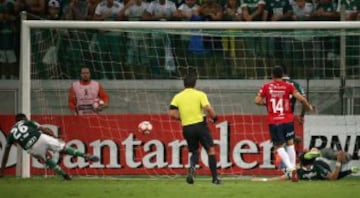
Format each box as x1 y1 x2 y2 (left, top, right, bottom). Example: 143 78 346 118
208 155 218 180
190 151 199 168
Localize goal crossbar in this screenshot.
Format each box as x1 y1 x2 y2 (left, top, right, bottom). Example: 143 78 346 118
23 21 360 30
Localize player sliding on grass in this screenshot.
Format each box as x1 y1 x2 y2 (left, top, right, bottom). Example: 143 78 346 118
255 66 314 182
252 147 360 181
0 113 99 180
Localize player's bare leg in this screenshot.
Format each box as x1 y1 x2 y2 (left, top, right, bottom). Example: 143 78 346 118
276 146 298 182
44 158 71 180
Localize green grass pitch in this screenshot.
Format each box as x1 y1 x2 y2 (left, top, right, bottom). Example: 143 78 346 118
0 176 359 198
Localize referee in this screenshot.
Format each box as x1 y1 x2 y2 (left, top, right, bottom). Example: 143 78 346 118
169 74 220 185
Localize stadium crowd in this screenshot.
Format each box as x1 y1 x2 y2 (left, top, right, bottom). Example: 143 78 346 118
1 0 359 80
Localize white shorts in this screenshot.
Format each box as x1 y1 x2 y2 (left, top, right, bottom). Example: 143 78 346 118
0 50 17 63
28 134 65 160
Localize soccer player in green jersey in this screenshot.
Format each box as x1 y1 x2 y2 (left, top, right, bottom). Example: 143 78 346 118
0 113 99 180
281 65 307 123
251 148 359 182
296 148 357 180
169 74 220 185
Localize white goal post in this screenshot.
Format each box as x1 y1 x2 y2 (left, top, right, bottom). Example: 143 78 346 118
18 19 360 178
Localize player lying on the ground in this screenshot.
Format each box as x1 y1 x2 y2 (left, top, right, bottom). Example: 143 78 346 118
252 148 359 182
0 113 99 180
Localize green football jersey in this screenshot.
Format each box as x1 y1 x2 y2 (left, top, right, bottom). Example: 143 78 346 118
265 0 293 16
316 1 336 12
7 120 41 150
340 0 360 11
297 160 331 180
283 76 306 113
241 0 265 14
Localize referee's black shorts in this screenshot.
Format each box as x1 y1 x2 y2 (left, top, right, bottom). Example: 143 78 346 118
183 121 214 153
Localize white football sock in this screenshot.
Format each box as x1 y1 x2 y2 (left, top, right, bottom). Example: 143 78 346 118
277 147 294 170
286 145 296 168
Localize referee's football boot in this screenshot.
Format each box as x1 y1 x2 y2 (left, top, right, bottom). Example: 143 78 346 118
186 167 195 184
212 178 221 185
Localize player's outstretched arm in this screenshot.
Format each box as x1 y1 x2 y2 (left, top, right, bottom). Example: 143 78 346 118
293 91 313 112
254 95 266 106
0 145 11 177
327 152 345 180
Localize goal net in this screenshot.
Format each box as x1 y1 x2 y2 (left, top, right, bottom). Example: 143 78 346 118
2 20 360 179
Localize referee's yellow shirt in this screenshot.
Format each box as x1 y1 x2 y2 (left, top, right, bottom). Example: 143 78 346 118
170 88 210 126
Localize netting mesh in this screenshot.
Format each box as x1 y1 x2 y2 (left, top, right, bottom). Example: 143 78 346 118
22 24 359 177
30 28 360 80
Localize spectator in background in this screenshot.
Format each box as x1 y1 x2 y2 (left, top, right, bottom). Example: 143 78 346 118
292 0 315 21
142 0 179 21
46 0 61 19
68 67 109 115
61 0 90 80
222 0 243 78
15 0 46 18
0 0 18 79
312 0 340 78
196 0 223 21
290 0 317 78
312 0 339 20
189 0 224 78
93 0 125 79
41 0 61 74
337 0 360 77
173 0 199 79
120 0 149 21
87 0 101 20
63 0 88 20
93 0 124 20
240 0 265 78
263 0 294 75
223 0 241 21
120 0 150 78
263 0 294 21
336 0 360 20
177 0 199 20
240 0 264 21
142 0 179 78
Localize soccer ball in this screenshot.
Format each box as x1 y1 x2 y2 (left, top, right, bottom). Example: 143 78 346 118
93 99 104 109
138 121 153 134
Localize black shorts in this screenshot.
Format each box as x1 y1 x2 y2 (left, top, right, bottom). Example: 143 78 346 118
183 122 214 153
269 122 295 146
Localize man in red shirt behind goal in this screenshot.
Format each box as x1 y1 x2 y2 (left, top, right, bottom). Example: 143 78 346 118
68 67 109 115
